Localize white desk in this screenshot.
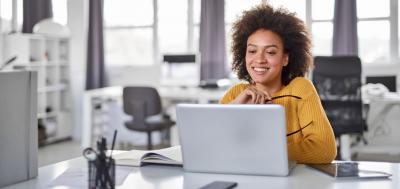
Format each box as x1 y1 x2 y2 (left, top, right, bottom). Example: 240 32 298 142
349 92 400 160
2 154 400 189
366 92 400 136
340 92 400 161
82 86 226 148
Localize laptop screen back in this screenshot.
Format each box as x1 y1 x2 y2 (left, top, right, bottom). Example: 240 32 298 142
176 104 289 176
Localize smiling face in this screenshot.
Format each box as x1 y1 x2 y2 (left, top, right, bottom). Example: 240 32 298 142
245 29 288 88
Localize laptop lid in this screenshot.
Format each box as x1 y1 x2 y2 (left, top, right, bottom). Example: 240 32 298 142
176 104 290 176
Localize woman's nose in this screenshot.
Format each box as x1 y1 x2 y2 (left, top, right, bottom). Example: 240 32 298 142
255 52 266 63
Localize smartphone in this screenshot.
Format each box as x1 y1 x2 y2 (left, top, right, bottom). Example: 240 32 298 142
199 181 238 189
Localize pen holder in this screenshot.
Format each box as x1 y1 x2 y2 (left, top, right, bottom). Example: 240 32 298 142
88 157 115 189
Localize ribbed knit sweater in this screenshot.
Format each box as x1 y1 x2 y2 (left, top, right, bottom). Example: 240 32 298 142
219 77 337 164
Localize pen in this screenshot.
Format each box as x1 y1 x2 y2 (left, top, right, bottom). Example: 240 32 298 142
107 130 117 187
109 130 117 159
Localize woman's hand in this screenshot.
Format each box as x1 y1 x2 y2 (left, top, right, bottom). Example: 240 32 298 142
230 85 272 104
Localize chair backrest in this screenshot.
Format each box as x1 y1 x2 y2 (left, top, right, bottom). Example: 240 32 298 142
312 56 364 136
122 87 162 126
366 75 397 92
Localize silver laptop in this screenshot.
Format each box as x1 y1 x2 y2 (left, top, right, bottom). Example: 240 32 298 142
176 104 295 176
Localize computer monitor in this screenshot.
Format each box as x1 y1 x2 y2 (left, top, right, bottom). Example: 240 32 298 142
366 76 397 92
161 54 200 87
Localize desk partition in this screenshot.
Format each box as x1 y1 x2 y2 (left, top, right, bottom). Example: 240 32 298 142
0 71 37 187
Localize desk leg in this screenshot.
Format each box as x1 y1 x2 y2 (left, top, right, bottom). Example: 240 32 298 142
82 93 93 148
367 103 398 138
340 134 351 160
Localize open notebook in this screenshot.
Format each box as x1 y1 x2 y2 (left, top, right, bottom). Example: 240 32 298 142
114 146 182 167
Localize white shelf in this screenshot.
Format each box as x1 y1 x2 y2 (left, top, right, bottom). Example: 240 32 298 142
38 112 57 119
30 61 46 65
4 33 72 145
59 61 69 66
14 62 46 67
45 61 59 65
38 84 67 93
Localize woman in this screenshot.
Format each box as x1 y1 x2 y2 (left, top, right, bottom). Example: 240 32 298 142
220 4 336 164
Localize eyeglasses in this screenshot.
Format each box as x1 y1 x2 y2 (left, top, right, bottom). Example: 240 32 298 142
270 94 302 101
265 94 310 137
286 121 312 137
265 94 301 104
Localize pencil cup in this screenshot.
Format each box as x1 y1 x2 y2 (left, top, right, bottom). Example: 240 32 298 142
87 157 115 189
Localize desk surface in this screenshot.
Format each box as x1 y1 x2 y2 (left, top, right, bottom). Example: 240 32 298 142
2 155 400 189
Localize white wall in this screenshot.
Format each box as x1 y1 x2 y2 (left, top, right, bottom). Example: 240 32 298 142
107 65 161 87
67 0 88 141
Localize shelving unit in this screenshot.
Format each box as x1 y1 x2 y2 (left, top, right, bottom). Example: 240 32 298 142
4 33 72 145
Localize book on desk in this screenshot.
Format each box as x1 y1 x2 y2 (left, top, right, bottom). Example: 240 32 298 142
114 146 182 166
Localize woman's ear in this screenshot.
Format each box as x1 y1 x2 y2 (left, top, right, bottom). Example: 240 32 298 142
283 53 289 66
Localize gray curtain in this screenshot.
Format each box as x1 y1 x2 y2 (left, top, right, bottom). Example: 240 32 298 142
22 0 53 33
332 0 358 55
86 0 107 90
199 0 227 80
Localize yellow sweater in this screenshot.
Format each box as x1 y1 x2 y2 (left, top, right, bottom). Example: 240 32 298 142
219 77 337 164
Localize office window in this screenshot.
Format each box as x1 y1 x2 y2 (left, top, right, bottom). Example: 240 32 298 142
0 0 13 32
311 0 334 56
105 28 154 66
191 0 201 52
312 22 333 55
269 0 306 21
0 0 66 33
225 0 260 24
104 0 200 66
357 0 394 63
104 0 154 66
358 0 389 18
158 0 188 54
0 0 22 32
312 0 334 20
52 0 68 25
224 0 262 66
358 21 390 63
399 0 400 59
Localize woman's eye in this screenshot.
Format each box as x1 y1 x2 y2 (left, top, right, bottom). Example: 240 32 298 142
267 51 276 55
248 50 256 54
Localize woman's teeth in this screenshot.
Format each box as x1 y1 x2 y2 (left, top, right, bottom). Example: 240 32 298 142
253 67 268 72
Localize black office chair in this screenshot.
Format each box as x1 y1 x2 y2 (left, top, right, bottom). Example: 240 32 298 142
123 86 175 150
312 56 366 159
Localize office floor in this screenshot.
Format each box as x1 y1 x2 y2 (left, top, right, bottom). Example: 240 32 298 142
38 140 82 167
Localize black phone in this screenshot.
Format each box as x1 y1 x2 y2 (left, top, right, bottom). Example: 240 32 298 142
199 181 238 189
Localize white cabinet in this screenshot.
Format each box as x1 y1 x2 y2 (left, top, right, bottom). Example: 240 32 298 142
4 33 72 144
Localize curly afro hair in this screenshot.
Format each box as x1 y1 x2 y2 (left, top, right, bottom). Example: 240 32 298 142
231 4 312 85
